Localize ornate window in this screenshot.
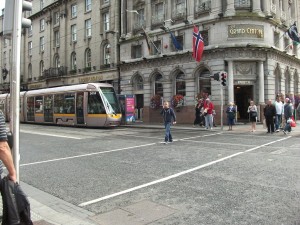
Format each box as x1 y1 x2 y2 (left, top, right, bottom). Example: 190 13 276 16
175 72 185 96
154 74 163 96
40 19 45 31
71 52 77 70
28 42 32 56
85 48 91 68
71 24 77 42
40 36 45 52
131 45 142 59
104 44 111 65
85 19 92 37
54 54 60 68
71 4 77 18
40 61 44 77
86 0 91 12
198 69 211 97
103 12 110 32
152 2 164 26
54 30 60 47
28 64 32 80
133 75 143 91
133 9 145 32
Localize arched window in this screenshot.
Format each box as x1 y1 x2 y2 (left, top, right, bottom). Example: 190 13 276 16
175 72 185 96
104 44 111 65
133 75 143 91
154 74 163 96
198 69 211 97
85 48 91 68
274 68 281 95
54 54 60 68
28 63 32 80
71 52 77 70
40 60 44 77
285 72 290 94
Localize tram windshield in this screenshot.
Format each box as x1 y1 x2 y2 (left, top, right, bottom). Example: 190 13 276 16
99 87 121 114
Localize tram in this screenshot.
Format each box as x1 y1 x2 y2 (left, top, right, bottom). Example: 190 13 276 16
0 83 122 127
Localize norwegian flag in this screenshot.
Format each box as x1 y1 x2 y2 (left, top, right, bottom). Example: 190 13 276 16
192 26 204 62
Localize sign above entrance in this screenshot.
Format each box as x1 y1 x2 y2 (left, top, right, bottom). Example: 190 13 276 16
235 80 254 85
228 24 264 39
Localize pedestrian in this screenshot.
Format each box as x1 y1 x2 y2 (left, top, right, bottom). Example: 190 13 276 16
160 101 176 144
193 100 201 127
263 99 276 133
283 98 293 134
226 102 236 131
203 98 214 130
274 96 284 132
247 100 257 132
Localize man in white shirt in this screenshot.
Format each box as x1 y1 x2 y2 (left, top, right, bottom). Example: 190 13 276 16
274 96 284 132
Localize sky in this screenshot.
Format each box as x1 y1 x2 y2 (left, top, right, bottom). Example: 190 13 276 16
0 0 4 15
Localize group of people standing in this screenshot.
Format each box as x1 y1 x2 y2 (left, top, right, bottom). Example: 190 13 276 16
193 98 216 130
246 97 295 134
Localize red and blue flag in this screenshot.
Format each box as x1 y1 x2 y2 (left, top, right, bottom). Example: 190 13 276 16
192 26 204 62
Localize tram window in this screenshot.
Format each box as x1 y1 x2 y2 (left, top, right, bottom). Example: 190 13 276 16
65 94 75 114
54 93 75 114
88 92 105 114
35 96 43 113
54 94 64 113
101 87 121 114
44 95 53 110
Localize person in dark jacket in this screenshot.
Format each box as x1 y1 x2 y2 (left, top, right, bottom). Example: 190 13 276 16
263 99 276 133
160 101 176 144
283 98 293 134
193 100 202 127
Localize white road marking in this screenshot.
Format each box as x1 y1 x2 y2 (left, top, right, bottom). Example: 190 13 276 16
181 139 256 147
180 132 222 140
78 136 291 207
20 130 83 139
20 143 156 167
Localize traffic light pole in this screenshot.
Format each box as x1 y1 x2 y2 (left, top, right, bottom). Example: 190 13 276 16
10 0 22 183
220 85 224 131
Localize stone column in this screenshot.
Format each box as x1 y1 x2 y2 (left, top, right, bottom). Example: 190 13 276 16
262 0 271 16
252 0 262 14
210 0 222 19
258 61 265 104
225 0 235 16
228 60 234 103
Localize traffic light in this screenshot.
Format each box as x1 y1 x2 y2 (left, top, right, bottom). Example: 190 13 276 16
3 0 32 37
220 72 227 86
210 73 220 81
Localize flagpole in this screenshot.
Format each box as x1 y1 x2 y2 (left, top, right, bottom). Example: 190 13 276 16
141 26 160 54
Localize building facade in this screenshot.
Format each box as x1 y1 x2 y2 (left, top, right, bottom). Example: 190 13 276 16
0 0 121 93
119 0 300 124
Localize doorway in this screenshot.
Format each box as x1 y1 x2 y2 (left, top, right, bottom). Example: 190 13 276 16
135 94 144 120
234 85 253 121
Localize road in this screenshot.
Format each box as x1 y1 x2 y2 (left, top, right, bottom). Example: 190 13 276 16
18 124 300 225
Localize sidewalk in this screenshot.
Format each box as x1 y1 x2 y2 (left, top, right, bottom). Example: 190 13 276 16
2 121 299 225
123 120 300 136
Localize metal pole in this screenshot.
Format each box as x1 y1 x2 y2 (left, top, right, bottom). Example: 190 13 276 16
11 0 22 182
220 85 224 131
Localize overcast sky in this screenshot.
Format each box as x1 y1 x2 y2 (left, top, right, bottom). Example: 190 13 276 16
0 0 4 15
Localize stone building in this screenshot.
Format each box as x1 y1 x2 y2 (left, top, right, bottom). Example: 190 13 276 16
0 0 121 92
119 0 300 124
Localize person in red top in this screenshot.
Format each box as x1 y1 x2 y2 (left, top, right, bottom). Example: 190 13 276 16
203 98 214 130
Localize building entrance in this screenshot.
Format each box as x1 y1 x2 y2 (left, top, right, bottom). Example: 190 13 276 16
234 85 253 121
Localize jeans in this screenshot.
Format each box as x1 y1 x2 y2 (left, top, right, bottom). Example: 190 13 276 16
283 117 292 132
164 122 173 142
205 114 213 128
275 114 282 130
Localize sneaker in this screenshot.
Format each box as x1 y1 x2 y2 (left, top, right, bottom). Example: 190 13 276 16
169 140 173 143
210 127 213 130
283 130 286 135
164 142 168 144
276 129 279 132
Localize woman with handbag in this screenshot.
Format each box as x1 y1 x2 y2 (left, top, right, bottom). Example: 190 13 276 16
247 100 257 132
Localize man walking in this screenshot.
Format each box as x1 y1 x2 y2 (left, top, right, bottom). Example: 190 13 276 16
274 96 284 132
263 99 276 133
160 101 176 144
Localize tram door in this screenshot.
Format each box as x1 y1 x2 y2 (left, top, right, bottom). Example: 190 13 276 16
44 95 53 122
76 92 84 124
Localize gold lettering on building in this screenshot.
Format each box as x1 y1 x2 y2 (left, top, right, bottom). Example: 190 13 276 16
228 24 264 38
